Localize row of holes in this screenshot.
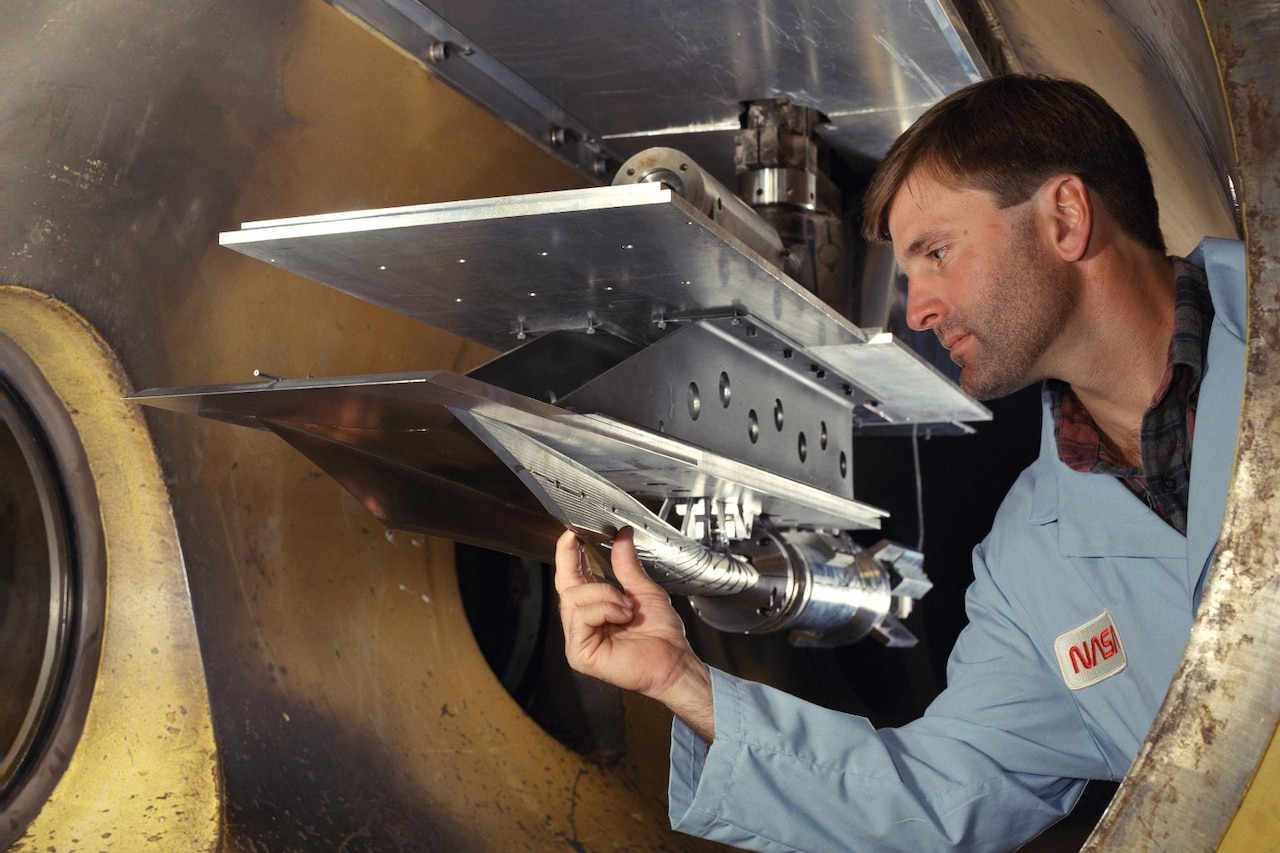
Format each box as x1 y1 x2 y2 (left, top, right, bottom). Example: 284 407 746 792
685 373 847 477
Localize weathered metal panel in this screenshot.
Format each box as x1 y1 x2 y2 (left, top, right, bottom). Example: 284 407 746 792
1083 0 1280 848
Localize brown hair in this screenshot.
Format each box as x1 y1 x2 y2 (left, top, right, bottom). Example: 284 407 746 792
862 75 1165 253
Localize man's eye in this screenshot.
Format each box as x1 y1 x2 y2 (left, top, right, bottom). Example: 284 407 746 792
929 246 948 262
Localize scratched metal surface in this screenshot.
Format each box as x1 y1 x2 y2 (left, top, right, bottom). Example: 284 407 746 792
332 0 988 187
0 1 715 849
1083 1 1280 849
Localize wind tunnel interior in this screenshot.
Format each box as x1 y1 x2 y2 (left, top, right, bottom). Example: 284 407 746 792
0 0 1251 851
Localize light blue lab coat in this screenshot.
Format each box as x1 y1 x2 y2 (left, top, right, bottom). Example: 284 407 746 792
668 238 1246 852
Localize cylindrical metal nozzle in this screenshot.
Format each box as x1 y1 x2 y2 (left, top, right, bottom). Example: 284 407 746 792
683 524 930 647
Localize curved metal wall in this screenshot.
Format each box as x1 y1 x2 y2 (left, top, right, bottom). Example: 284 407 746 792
0 287 220 850
983 0 1239 251
1 1 710 849
1084 1 1280 848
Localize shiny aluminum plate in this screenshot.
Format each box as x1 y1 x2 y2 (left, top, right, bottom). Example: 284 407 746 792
222 182 862 349
220 182 990 427
331 0 987 186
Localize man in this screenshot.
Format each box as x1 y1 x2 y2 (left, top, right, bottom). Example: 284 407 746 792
554 75 1246 851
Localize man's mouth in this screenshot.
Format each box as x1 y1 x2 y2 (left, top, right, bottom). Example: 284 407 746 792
938 330 969 352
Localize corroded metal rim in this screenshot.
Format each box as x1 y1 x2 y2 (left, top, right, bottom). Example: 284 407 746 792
1084 2 1280 848
0 286 221 851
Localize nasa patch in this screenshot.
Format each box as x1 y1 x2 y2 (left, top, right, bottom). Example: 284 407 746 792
1054 610 1127 690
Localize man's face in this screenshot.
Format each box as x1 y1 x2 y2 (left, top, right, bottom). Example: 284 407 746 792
885 169 1076 400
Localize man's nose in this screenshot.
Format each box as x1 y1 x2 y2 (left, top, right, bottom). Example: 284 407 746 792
905 278 947 332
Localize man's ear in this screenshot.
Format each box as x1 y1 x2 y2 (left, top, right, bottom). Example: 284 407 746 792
1042 174 1092 262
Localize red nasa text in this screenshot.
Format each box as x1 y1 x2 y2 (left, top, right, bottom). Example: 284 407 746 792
1067 624 1119 674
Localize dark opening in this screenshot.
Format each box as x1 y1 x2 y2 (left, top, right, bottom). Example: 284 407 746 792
454 543 626 764
0 380 78 803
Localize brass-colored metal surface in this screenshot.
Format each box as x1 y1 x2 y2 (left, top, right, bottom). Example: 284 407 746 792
0 1 723 849
0 286 220 851
1221 723 1280 848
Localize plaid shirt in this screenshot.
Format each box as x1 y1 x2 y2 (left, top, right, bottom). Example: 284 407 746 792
1048 256 1214 535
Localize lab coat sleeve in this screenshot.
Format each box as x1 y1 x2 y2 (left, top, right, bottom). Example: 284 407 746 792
669 535 1110 852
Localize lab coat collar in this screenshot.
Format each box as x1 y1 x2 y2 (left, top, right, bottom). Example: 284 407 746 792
1029 402 1186 558
1184 237 1246 605
1027 238 1246 571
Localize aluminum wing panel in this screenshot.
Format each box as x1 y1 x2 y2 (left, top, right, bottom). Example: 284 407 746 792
813 333 985 428
130 370 889 536
221 183 991 427
223 183 863 350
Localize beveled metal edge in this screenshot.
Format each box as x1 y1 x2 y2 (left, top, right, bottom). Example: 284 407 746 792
225 181 670 237
1083 2 1280 849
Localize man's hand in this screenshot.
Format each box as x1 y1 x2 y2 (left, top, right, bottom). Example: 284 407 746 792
554 527 715 742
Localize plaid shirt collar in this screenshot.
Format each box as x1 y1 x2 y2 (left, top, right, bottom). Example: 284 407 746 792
1047 255 1214 535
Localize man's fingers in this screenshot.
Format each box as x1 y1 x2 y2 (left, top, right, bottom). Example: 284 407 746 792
564 596 635 633
555 527 665 604
553 528 594 593
608 527 665 596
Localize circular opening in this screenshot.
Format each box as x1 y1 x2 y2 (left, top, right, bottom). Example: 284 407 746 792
0 380 78 805
747 409 759 444
840 450 849 479
798 431 808 463
455 545 550 706
718 372 731 408
820 421 828 450
773 399 784 431
0 330 105 848
687 382 701 421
